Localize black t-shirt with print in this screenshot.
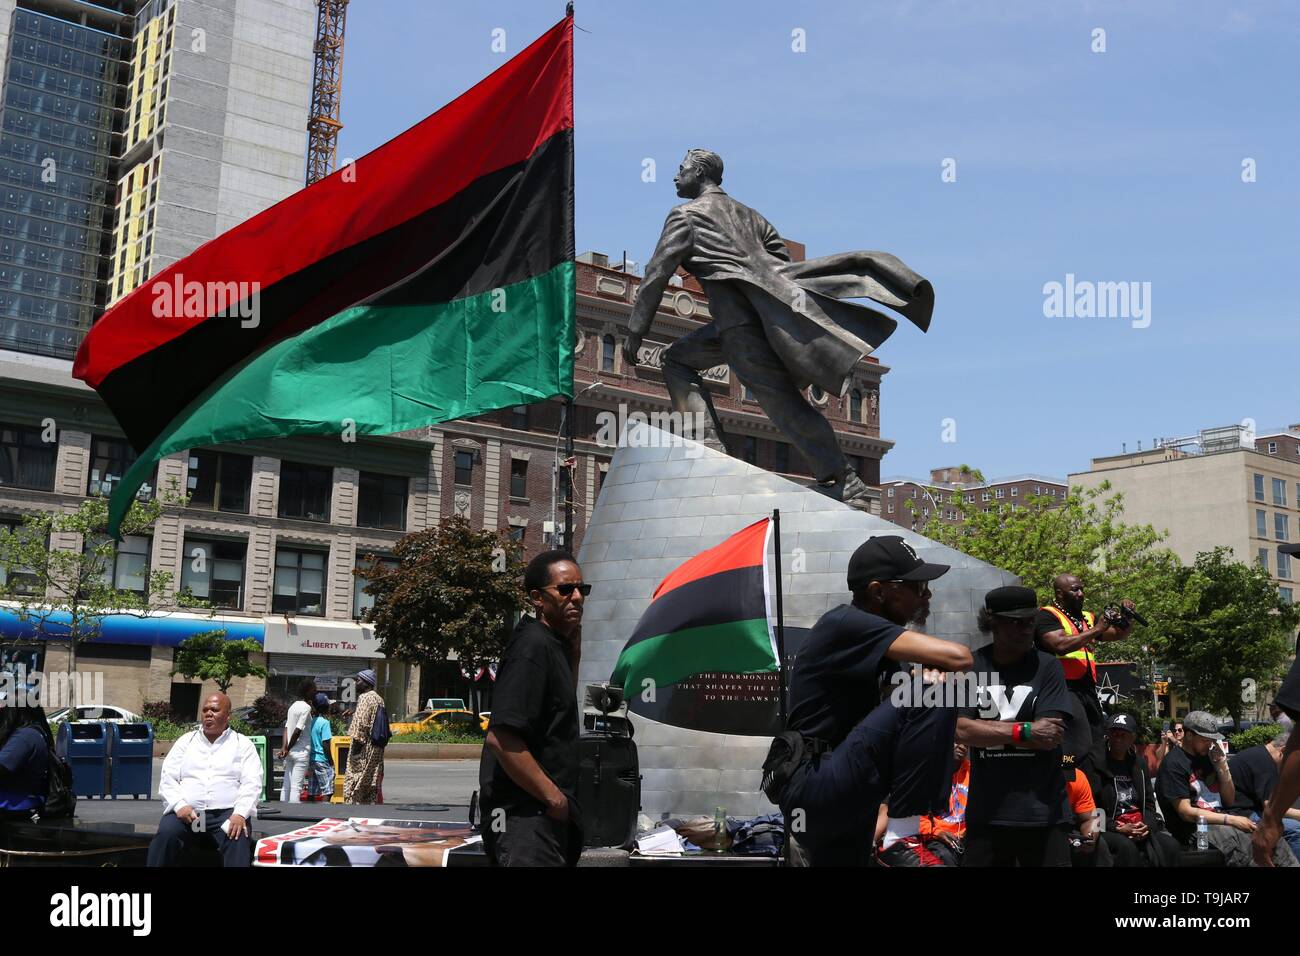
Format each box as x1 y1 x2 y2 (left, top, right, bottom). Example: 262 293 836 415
786 604 904 748
1105 755 1142 821
478 617 579 814
959 644 1073 828
1226 745 1278 816
1156 744 1225 845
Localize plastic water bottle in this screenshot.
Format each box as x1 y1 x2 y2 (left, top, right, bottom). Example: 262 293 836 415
714 806 727 852
1196 816 1209 851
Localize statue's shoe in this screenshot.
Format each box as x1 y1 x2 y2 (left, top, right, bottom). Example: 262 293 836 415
840 468 874 512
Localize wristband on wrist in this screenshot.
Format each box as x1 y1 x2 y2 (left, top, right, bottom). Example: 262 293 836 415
1021 721 1033 741
1011 723 1022 744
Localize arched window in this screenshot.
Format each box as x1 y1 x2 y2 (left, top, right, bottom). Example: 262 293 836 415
849 389 862 422
601 334 616 372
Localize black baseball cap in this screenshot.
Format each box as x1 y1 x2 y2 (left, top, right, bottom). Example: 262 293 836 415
847 535 949 591
1107 713 1137 733
984 585 1039 619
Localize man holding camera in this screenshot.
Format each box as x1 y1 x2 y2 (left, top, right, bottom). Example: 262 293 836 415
958 587 1073 866
1035 574 1134 787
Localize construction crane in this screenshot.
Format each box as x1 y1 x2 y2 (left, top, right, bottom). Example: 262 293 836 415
306 0 350 185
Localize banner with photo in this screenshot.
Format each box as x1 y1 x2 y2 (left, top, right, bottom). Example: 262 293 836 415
255 818 481 867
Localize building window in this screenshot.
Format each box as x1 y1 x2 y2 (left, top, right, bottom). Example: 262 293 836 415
1255 474 1266 501
809 386 825 404
1010 487 1018 497
1279 549 1293 580
887 487 894 498
278 462 332 522
454 449 474 486
1268 442 1278 455
1259 548 1270 571
1048 488 1057 497
981 491 991 502
601 334 616 372
179 538 245 610
743 436 758 464
0 422 57 491
510 459 529 499
887 503 894 514
273 548 326 615
508 525 525 543
1258 510 1268 538
849 389 862 422
357 472 407 531
353 555 397 619
1033 485 1041 495
965 493 974 503
946 509 957 520
1276 513 1290 541
88 436 155 500
742 385 755 402
88 534 151 596
598 466 608 494
1273 477 1287 507
995 488 1005 499
511 405 529 430
774 443 790 473
1282 588 1294 605
187 450 252 513
0 516 42 595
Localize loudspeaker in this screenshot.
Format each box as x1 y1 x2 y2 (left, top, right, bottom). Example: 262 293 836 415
578 733 640 849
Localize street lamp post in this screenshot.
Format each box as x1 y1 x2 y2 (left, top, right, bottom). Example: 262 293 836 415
553 382 603 551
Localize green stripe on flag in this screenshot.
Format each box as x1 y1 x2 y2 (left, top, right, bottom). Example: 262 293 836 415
611 617 778 696
109 261 575 535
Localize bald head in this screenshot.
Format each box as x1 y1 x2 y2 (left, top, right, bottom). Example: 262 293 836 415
1053 574 1084 614
200 692 232 739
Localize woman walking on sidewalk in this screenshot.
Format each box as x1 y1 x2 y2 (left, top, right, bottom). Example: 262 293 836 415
343 670 387 804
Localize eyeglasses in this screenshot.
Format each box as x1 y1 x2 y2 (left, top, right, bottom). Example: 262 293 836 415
889 579 932 597
547 582 592 597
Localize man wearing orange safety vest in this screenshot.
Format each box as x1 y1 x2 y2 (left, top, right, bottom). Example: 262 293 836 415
1034 574 1134 790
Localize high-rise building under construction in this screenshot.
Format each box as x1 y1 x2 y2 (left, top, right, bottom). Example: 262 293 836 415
0 0 315 359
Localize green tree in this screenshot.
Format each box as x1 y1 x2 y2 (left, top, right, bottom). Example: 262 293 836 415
171 629 268 693
0 489 208 709
357 516 527 670
913 481 1186 710
1162 548 1300 726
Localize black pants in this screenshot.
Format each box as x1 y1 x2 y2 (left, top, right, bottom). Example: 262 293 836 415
1099 829 1183 867
1065 686 1107 790
780 698 957 866
963 826 1072 867
146 808 251 867
482 809 579 867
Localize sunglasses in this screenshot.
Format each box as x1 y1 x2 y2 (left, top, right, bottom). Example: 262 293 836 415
546 582 592 597
889 579 932 597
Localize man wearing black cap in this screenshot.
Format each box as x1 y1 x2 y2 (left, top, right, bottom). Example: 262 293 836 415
1093 713 1181 867
1255 541 1300 865
766 535 973 866
957 586 1073 866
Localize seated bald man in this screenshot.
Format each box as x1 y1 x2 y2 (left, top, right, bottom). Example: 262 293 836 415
147 692 264 867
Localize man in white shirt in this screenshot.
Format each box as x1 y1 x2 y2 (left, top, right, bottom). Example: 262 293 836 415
147 692 263 867
277 679 316 802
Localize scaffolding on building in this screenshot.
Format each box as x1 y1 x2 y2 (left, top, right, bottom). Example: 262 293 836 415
306 0 350 185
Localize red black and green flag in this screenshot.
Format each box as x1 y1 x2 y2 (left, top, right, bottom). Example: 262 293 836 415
611 518 779 702
73 16 575 535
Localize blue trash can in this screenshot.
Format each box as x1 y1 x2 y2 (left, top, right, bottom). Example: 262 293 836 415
108 723 154 799
55 721 108 798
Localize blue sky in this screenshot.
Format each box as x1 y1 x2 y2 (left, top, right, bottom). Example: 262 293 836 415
338 1 1299 482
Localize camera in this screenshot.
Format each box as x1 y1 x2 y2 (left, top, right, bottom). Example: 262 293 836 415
1102 602 1148 628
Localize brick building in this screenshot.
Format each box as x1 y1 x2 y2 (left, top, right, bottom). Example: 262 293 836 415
879 466 1067 530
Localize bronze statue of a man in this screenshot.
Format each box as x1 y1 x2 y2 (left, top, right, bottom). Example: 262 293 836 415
625 149 934 508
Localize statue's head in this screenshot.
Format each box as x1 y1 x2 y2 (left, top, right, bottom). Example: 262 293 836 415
675 149 723 198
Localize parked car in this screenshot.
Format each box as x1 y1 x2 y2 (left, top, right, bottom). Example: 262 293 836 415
46 705 141 724
390 708 484 737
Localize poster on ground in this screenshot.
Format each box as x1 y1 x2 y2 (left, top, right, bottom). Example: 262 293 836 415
255 818 481 867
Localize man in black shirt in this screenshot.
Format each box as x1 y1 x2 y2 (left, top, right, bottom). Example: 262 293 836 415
958 586 1072 866
1157 710 1294 866
1229 728 1300 862
479 550 587 866
1255 566 1300 864
1093 713 1180 866
773 535 973 866
1035 575 1134 790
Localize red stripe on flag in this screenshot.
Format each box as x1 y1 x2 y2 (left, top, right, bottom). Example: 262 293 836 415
651 518 770 602
74 15 573 388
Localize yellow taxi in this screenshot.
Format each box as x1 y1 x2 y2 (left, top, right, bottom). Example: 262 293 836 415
389 708 483 736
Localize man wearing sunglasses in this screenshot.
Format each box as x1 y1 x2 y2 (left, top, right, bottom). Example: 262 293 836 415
768 534 973 866
480 550 590 866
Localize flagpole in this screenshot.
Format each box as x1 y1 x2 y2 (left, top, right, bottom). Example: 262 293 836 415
772 508 791 867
